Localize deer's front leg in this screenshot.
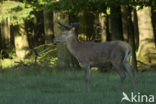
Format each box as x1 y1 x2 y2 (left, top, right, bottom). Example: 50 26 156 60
85 66 90 93
80 63 91 93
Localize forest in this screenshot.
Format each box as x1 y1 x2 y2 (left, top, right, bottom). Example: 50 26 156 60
0 0 156 104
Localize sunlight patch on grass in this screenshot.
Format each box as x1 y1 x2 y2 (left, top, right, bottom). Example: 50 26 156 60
1 59 15 69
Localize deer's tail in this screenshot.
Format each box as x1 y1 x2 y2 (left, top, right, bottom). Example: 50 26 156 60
123 50 131 63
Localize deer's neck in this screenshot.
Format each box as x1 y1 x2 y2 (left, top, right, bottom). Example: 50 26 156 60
66 35 81 57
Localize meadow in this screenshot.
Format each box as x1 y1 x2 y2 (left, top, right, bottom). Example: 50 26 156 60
0 65 155 104
1 1 156 104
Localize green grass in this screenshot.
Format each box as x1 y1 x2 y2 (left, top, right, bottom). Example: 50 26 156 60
0 66 156 104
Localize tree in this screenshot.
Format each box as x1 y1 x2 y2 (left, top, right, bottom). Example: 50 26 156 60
0 1 33 60
137 6 156 64
131 9 139 48
1 18 10 49
14 20 30 60
43 10 54 44
99 12 108 42
33 11 45 46
129 8 138 71
121 6 129 42
152 8 156 45
53 12 79 68
110 6 123 40
121 6 138 71
78 12 95 41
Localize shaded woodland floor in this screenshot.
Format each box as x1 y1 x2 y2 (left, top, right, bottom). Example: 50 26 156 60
0 66 155 104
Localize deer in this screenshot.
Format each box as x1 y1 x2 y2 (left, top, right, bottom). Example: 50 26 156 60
53 21 135 93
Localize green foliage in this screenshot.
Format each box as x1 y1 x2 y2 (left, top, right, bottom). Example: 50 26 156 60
0 1 33 24
0 44 57 69
48 0 107 13
0 0 154 24
45 0 155 14
35 44 57 67
106 7 111 15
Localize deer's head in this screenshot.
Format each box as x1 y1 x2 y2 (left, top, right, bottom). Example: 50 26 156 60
53 21 79 44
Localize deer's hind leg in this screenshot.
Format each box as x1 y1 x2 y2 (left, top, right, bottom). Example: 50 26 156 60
123 52 135 90
123 62 135 90
112 63 126 91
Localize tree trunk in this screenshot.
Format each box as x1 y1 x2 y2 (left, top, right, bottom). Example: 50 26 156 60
128 7 138 72
121 6 129 42
78 12 95 41
110 6 123 40
43 10 54 44
99 13 108 42
33 11 45 46
131 9 139 49
0 3 2 50
152 8 156 45
14 20 30 60
1 18 10 49
53 12 79 68
0 23 2 50
137 6 156 64
121 6 138 72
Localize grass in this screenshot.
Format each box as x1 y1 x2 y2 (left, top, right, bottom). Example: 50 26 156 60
0 65 155 104
0 44 156 104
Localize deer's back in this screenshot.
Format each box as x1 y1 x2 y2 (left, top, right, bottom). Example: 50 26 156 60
77 41 130 66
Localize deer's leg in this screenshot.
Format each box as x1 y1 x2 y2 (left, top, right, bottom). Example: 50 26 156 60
118 69 126 91
113 64 126 91
123 62 135 90
79 60 90 93
85 66 90 93
80 63 91 93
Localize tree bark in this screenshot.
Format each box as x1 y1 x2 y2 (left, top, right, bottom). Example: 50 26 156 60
0 23 1 50
152 8 156 45
43 10 54 44
137 6 156 64
110 6 123 40
14 20 30 60
53 12 79 68
1 18 11 49
129 7 138 72
131 9 139 48
33 11 45 46
99 13 108 42
121 6 138 71
121 6 129 42
0 3 2 50
78 12 95 41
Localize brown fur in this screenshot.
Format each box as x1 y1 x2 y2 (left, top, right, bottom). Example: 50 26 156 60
54 28 135 92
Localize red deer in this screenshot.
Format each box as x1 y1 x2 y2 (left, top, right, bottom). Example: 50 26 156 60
54 21 135 93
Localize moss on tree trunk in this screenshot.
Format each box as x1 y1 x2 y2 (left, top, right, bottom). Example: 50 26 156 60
137 6 156 64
